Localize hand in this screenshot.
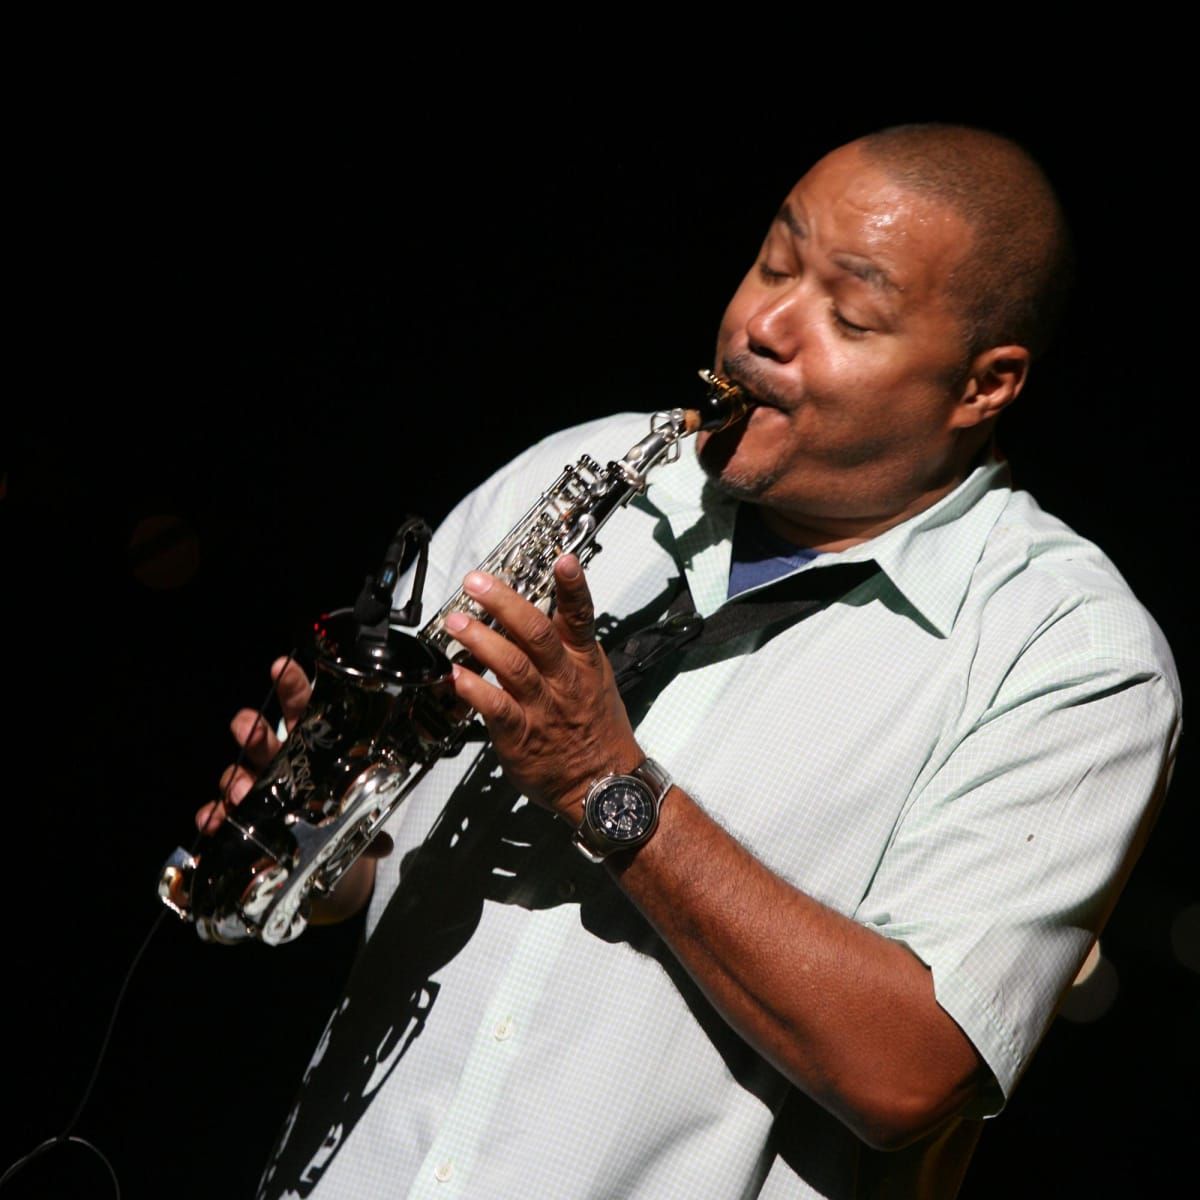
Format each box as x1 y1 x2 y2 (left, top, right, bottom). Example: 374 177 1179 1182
193 655 389 924
195 656 312 835
446 554 643 824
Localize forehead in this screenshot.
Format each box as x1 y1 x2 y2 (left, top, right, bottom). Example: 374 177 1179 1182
778 145 973 299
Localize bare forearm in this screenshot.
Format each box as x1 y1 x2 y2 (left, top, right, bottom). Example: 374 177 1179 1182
442 561 984 1147
609 785 984 1150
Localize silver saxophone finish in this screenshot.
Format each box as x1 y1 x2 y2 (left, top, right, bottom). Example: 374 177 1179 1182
158 372 747 945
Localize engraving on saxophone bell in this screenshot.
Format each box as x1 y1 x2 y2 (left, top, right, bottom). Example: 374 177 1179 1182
160 373 746 945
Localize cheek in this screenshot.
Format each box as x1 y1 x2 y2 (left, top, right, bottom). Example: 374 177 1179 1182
807 341 942 429
793 342 877 419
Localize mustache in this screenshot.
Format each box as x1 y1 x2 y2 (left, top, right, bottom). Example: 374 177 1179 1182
720 353 794 412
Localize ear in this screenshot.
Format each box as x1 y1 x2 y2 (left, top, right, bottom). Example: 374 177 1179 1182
950 345 1031 430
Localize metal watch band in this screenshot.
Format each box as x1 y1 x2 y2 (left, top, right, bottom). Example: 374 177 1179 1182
629 757 671 802
572 757 672 863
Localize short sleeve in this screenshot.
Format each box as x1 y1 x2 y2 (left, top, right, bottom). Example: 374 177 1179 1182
392 412 652 608
855 599 1180 1116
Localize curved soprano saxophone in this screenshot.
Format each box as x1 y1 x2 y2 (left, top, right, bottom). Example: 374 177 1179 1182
158 371 746 945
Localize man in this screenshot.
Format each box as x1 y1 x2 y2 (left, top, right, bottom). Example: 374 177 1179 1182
213 125 1179 1198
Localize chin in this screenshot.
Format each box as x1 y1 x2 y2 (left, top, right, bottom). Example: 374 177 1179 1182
698 449 779 502
697 418 781 501
709 471 781 503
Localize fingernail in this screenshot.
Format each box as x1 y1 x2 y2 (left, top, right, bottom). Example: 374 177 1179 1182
445 611 469 633
558 555 581 580
464 572 492 596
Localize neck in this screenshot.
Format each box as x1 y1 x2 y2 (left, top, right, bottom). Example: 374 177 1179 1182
757 470 970 552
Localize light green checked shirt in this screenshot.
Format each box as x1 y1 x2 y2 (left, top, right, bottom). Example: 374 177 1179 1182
261 413 1180 1200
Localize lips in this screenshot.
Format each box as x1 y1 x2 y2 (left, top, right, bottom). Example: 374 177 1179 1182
721 361 791 414
736 383 789 416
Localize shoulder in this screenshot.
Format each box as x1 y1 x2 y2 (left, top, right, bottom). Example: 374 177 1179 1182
971 488 1180 712
462 412 650 509
502 412 651 482
423 413 655 591
453 412 653 538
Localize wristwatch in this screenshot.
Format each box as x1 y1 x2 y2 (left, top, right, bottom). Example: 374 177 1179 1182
572 758 672 863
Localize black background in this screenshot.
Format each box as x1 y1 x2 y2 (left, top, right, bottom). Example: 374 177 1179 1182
3 87 1194 1197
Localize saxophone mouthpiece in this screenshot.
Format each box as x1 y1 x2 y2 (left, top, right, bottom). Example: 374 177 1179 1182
692 369 749 431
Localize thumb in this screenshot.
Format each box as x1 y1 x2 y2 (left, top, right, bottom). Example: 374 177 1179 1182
553 554 597 651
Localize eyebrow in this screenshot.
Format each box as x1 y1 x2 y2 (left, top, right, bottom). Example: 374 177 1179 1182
777 203 808 239
832 253 900 295
774 204 901 296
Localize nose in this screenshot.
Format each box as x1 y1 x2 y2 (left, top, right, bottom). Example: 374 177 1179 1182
745 283 806 364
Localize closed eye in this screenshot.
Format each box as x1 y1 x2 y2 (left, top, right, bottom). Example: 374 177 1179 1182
832 308 871 337
758 261 791 283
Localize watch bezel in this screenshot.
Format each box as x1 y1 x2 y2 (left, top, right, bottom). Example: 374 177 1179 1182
572 759 671 863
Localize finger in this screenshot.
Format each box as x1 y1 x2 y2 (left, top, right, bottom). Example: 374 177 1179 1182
230 707 282 769
462 571 567 676
196 762 255 834
445 610 549 704
450 662 526 738
271 657 313 731
195 800 226 834
551 554 599 653
218 763 257 807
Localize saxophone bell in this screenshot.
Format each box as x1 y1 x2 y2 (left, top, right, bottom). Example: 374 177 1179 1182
160 612 457 945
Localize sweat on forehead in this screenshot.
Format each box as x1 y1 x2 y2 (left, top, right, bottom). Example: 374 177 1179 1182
818 123 1074 358
776 147 973 312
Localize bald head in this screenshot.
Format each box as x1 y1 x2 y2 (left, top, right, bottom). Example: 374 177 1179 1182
855 124 1072 359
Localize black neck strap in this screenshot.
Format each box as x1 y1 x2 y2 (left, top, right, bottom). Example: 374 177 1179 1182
609 560 880 696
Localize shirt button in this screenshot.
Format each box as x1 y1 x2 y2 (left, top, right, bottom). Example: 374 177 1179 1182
433 1161 454 1182
557 878 576 899
492 1016 515 1041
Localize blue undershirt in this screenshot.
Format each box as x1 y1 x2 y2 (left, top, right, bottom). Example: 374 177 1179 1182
727 503 820 599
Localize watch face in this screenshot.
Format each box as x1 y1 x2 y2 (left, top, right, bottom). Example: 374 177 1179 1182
590 779 655 844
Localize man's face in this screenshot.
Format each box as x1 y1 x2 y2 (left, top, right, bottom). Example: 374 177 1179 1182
699 143 980 537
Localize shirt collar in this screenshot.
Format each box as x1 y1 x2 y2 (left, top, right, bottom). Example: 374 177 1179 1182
645 444 1012 635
